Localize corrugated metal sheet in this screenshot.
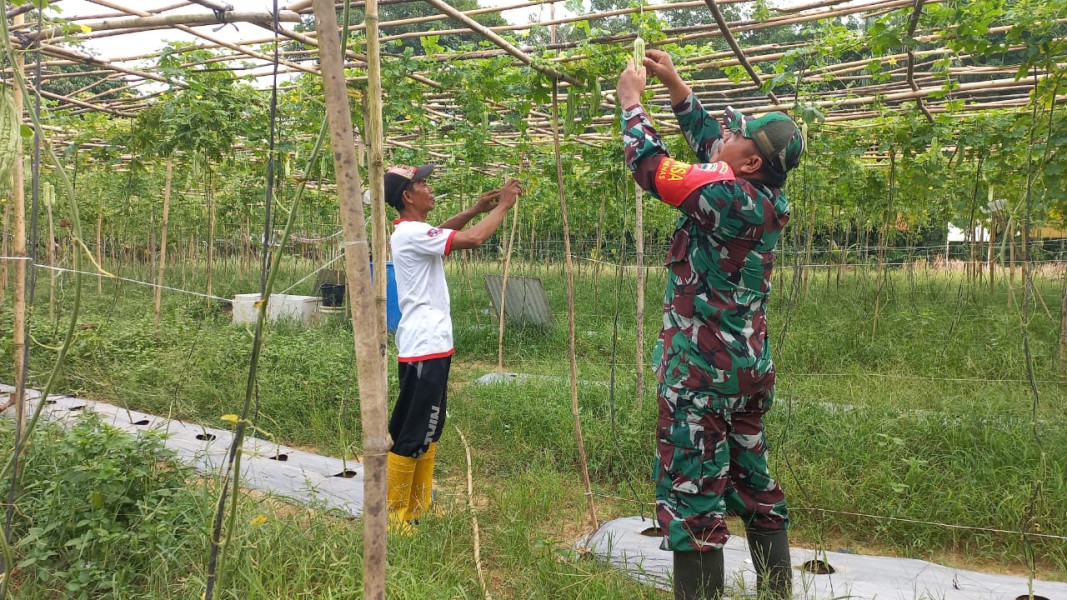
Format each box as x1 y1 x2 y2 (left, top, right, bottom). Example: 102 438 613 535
483 274 553 326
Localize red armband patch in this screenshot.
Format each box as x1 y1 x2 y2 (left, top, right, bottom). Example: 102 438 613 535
654 158 735 207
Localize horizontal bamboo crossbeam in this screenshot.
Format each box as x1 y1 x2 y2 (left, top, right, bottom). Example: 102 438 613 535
421 0 581 86
29 10 302 41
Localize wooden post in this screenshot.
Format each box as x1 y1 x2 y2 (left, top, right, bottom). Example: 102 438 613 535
311 3 389 600
552 81 598 531
634 183 645 412
155 159 172 333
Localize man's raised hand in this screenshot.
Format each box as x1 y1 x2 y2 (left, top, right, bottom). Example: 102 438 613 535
642 49 681 87
473 189 500 213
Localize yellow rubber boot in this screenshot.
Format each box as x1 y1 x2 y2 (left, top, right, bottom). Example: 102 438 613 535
387 452 417 534
408 443 437 521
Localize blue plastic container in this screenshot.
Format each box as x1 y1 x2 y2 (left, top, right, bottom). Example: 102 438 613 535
370 262 402 332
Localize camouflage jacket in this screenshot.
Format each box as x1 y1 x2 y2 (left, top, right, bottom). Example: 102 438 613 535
621 93 790 398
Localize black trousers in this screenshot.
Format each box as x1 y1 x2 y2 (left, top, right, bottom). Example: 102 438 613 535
389 356 450 458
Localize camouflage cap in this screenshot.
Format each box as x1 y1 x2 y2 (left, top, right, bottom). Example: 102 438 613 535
723 106 805 174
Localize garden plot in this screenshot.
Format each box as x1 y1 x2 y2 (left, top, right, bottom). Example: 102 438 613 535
0 384 365 518
584 516 1067 600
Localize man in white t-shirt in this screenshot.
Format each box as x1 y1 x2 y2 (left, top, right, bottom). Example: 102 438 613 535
384 164 521 528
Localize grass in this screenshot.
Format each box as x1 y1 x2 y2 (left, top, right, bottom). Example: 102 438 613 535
0 254 1065 598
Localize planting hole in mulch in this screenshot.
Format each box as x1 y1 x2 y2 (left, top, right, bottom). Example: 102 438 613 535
333 470 358 478
196 433 217 441
269 454 289 462
68 405 86 411
639 527 664 537
132 419 150 425
1015 596 1050 600
800 559 835 575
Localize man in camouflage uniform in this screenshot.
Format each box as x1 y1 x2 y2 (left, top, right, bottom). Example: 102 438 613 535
617 50 805 600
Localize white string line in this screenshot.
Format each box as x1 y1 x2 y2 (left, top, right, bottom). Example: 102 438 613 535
278 253 345 295
589 492 1067 541
0 256 32 261
568 257 1067 270
35 264 232 302
789 508 1067 541
461 361 1067 385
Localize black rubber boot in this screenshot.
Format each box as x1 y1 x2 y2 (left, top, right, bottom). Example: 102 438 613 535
746 529 793 599
672 549 724 600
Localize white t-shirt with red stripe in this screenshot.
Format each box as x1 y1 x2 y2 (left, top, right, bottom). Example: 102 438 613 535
390 219 458 362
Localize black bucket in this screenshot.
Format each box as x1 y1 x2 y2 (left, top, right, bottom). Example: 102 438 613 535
320 283 346 307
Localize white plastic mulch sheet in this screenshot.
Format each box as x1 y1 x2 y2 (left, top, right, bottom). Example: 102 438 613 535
582 516 1067 600
0 385 364 517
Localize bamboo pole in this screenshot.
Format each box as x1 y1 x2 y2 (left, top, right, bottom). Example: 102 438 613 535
155 159 172 333
420 0 581 86
592 192 607 309
803 197 816 294
30 10 302 41
495 204 519 371
634 183 645 413
205 175 215 308
871 149 894 340
11 15 27 432
988 216 996 295
551 81 597 531
702 0 779 105
0 201 9 304
311 3 389 600
46 196 54 319
1009 215 1016 309
365 0 389 342
95 201 102 294
89 0 322 79
1059 268 1066 373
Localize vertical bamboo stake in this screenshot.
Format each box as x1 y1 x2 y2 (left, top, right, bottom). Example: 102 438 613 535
552 81 598 531
592 193 607 309
206 175 215 307
149 205 156 282
1059 268 1067 373
495 205 518 371
634 182 645 412
872 148 894 340
0 201 9 304
988 217 996 295
155 159 172 333
803 197 816 294
11 20 28 433
95 202 102 294
311 3 389 599
45 196 54 319
1008 215 1016 309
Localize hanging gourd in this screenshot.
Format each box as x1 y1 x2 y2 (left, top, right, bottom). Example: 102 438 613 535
0 88 21 188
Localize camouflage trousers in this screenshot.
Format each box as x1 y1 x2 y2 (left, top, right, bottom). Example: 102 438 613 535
653 384 789 551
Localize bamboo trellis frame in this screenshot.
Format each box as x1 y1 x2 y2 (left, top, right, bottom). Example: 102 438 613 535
0 0 1058 128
